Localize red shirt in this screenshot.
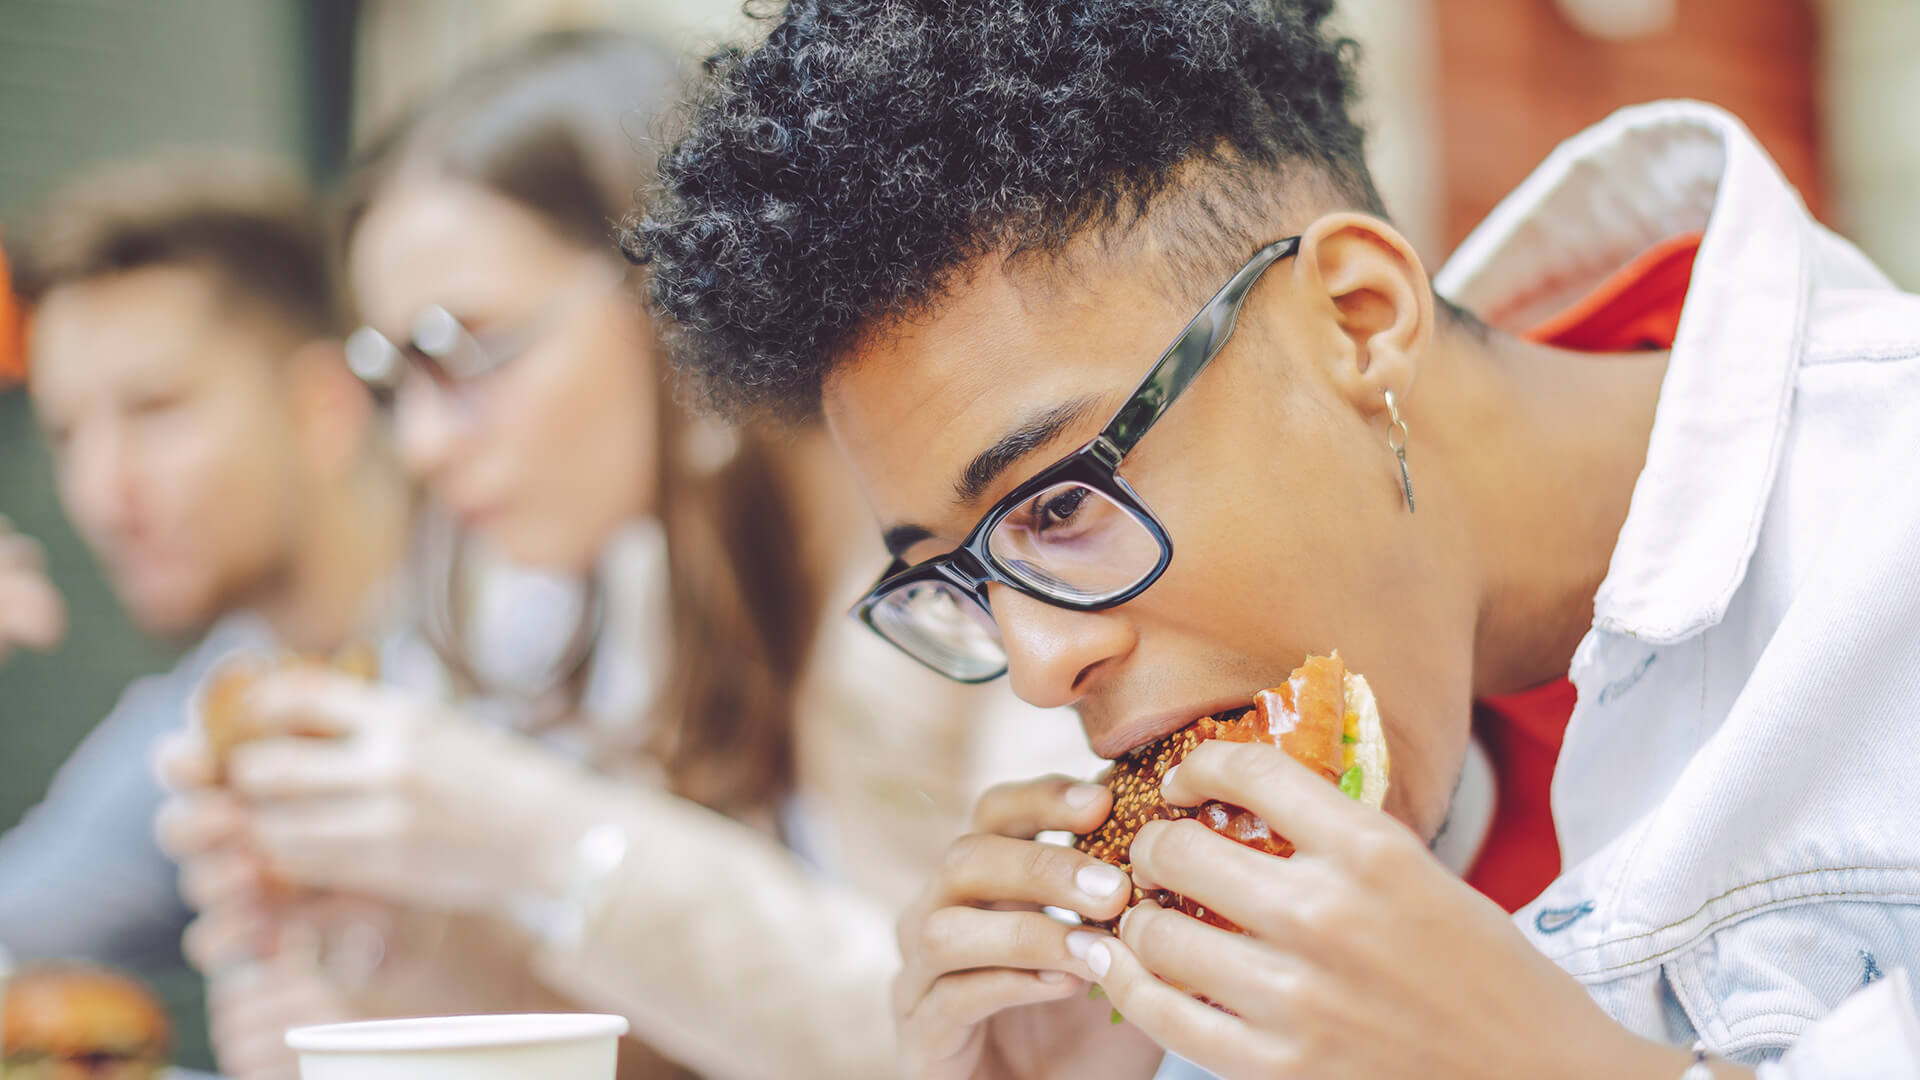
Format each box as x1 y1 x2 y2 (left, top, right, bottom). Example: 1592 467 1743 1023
1463 231 1703 912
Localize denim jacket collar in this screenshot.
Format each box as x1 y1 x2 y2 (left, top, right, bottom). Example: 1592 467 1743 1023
1435 101 1810 645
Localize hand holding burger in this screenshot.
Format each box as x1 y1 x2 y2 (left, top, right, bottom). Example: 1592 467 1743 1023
891 773 1165 1080
896 653 1734 1079
889 654 1385 1080
167 662 602 916
156 644 384 972
1077 663 1732 1080
196 645 377 782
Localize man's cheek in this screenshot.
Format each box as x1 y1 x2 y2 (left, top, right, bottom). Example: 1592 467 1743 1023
1160 529 1323 644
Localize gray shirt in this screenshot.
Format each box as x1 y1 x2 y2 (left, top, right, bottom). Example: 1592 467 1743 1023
0 614 272 966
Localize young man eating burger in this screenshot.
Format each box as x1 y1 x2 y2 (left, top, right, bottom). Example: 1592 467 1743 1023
630 1 1920 1077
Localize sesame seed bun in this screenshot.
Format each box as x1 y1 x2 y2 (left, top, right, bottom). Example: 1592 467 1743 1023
1345 672 1389 809
1071 653 1389 932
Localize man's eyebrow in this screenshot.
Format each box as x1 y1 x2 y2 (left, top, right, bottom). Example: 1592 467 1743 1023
881 524 933 559
875 395 1106 561
954 394 1105 505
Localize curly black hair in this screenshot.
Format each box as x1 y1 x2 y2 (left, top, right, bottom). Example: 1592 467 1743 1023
628 0 1384 420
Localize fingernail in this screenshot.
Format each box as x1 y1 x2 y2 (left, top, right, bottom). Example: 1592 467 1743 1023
1086 942 1112 978
1075 863 1125 899
1160 763 1182 791
1065 930 1101 962
1064 783 1104 810
1118 903 1139 937
1037 969 1067 983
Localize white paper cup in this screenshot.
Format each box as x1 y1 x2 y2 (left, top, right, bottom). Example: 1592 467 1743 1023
287 1013 629 1080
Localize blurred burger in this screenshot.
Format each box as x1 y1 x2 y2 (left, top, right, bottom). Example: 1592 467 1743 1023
192 643 380 910
2 963 171 1079
196 642 378 780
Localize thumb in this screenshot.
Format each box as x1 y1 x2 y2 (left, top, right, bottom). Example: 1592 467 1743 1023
0 567 66 653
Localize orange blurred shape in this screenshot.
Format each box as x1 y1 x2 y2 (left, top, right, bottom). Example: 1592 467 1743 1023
2 962 172 1078
199 643 380 782
0 241 23 388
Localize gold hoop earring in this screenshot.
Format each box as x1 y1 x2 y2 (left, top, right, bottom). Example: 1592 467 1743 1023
1384 389 1415 513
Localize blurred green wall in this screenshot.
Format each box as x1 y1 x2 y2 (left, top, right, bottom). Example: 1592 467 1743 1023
0 1 351 1069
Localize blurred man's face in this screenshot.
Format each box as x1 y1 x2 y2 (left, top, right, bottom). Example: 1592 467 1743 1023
29 267 306 635
824 245 1480 843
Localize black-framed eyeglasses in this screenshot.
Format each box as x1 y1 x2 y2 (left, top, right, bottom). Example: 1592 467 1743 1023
343 262 622 404
851 236 1301 682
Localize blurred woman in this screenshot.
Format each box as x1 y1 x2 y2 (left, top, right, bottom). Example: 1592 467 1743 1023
154 30 1095 1080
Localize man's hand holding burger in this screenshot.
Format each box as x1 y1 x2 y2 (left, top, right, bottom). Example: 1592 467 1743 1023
898 655 1749 1080
1094 740 1730 1080
893 775 1166 1080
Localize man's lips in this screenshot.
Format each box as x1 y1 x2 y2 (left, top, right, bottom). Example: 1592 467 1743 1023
1090 695 1258 760
455 503 501 527
103 546 183 585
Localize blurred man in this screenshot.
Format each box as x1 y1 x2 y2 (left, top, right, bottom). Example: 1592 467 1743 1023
0 154 410 1009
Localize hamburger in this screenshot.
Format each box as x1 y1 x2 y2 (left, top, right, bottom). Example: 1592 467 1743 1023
1 963 171 1079
194 643 379 905
197 642 378 781
1073 653 1388 932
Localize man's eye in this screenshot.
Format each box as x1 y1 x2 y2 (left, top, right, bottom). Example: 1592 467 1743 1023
130 391 187 416
1033 487 1090 532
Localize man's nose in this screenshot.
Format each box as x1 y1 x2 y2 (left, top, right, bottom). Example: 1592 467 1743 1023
991 583 1134 710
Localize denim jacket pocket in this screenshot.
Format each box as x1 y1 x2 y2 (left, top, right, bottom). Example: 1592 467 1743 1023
1661 896 1920 1062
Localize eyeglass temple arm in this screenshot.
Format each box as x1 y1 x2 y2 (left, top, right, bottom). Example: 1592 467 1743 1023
1096 236 1302 460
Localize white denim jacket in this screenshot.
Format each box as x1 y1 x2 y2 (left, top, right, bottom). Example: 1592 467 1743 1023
1432 100 1920 1073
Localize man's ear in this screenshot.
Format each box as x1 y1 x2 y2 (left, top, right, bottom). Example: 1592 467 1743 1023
1290 212 1434 418
286 339 374 477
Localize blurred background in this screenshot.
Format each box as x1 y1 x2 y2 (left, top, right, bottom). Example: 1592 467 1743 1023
1 0 1915 1071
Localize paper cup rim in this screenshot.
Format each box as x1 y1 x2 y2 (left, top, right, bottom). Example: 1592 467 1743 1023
286 1013 629 1053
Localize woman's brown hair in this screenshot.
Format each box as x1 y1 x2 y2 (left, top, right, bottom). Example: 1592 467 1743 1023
342 29 817 814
